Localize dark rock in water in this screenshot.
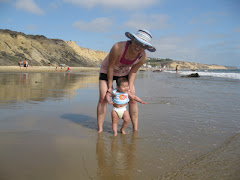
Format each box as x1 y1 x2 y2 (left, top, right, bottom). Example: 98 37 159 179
181 73 200 77
153 69 162 72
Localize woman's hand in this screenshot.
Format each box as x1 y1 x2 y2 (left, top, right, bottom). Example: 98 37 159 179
106 88 114 104
128 90 136 100
107 88 113 94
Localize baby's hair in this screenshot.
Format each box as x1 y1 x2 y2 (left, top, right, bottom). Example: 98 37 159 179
116 77 128 87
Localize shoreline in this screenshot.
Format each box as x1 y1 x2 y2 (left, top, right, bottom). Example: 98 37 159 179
0 66 100 73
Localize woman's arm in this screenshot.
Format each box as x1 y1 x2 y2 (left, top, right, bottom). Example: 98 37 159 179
128 52 147 91
106 92 114 104
107 43 121 91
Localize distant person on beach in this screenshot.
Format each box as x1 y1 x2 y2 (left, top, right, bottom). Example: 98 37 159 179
23 59 28 70
26 61 28 69
176 65 178 73
18 60 21 69
97 29 156 133
106 77 147 136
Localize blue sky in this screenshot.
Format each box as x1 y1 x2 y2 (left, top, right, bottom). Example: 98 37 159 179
0 0 240 68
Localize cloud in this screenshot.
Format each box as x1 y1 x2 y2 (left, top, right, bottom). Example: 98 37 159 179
15 0 44 15
48 1 63 9
0 0 9 2
73 17 113 32
7 18 12 22
124 13 170 30
151 31 240 67
190 11 228 26
64 0 159 9
151 32 216 63
49 2 58 9
234 25 240 32
153 35 195 60
27 25 37 30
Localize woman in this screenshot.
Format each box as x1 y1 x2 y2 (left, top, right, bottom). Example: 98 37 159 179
97 29 156 133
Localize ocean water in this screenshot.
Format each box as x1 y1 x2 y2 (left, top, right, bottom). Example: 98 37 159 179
0 71 240 180
133 70 240 179
167 69 240 80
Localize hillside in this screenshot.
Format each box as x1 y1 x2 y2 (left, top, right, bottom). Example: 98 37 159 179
146 58 236 70
0 29 236 69
168 61 236 70
0 29 108 67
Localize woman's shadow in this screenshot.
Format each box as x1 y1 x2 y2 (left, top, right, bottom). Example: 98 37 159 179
60 113 113 133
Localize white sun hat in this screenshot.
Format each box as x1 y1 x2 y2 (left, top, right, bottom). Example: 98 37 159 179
125 29 156 52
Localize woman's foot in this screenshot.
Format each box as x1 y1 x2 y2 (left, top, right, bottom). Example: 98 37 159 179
120 128 126 135
98 128 103 133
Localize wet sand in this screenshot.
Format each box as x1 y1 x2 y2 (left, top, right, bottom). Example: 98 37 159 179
0 71 240 180
0 66 99 73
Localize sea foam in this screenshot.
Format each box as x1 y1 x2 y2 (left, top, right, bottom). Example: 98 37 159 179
166 70 240 80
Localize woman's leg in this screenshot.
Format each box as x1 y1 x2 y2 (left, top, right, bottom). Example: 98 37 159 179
129 85 138 131
97 80 108 133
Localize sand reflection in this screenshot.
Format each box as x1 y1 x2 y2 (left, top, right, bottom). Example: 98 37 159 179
0 72 98 103
96 132 138 180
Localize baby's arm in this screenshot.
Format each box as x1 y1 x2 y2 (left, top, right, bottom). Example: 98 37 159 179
128 93 147 104
106 91 114 104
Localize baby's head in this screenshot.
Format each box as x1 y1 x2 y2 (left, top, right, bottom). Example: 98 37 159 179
116 77 129 93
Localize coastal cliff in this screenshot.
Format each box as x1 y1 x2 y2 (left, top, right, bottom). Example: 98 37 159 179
0 29 108 66
147 58 236 70
0 29 236 69
168 61 236 70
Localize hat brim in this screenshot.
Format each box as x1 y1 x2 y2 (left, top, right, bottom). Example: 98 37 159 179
125 32 156 52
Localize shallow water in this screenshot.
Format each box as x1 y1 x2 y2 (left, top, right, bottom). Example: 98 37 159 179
0 71 239 180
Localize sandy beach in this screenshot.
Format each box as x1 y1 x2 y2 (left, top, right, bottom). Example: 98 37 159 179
0 66 100 73
0 70 240 180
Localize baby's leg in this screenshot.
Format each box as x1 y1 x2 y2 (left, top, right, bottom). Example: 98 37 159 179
112 110 119 136
120 111 130 134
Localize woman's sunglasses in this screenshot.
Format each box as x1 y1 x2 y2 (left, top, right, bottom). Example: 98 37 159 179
133 38 150 49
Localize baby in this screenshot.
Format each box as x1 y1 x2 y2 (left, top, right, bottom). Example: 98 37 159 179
106 77 147 136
